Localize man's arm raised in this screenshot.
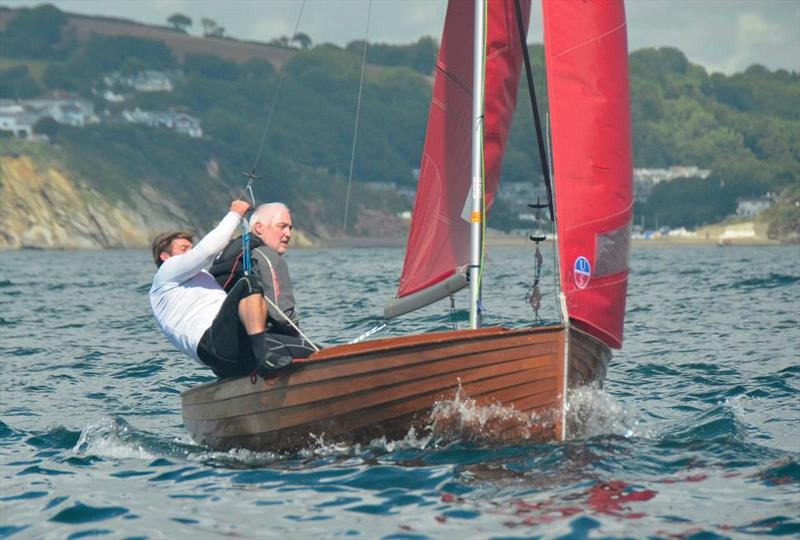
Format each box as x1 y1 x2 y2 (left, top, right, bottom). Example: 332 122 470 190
158 200 250 284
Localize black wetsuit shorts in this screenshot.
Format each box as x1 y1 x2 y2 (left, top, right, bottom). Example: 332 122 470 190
196 276 316 378
196 275 261 378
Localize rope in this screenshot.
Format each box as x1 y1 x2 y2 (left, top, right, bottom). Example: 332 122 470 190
341 0 372 237
528 241 543 322
248 0 307 177
546 114 561 320
349 321 387 344
241 223 252 275
262 293 320 352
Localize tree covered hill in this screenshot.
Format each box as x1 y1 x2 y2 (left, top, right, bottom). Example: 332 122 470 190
1 4 798 239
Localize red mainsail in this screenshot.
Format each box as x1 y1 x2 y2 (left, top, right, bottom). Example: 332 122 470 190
543 0 633 349
397 0 530 298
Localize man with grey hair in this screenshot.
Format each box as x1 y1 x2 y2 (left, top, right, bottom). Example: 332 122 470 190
208 201 316 371
210 202 301 337
149 199 300 379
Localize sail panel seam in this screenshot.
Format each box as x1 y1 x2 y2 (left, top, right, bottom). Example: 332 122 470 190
548 21 627 60
562 201 633 232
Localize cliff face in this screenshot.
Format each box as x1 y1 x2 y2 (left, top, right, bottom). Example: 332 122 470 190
1 154 195 249
0 152 326 250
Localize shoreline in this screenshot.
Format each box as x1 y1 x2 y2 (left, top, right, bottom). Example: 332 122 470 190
0 236 792 251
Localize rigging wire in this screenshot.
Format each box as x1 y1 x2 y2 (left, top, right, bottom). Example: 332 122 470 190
262 293 320 352
247 0 307 180
477 0 488 316
547 114 561 321
349 320 388 344
510 0 562 322
449 295 457 331
512 0 554 221
341 0 372 237
232 1 327 350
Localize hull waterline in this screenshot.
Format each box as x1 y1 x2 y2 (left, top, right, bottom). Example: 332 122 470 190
181 325 610 452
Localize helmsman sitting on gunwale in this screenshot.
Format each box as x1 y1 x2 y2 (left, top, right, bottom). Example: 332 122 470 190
209 202 300 337
148 200 315 379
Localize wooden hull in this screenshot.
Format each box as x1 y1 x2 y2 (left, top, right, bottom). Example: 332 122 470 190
181 325 611 452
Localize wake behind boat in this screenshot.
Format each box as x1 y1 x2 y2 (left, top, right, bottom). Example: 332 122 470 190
182 0 632 452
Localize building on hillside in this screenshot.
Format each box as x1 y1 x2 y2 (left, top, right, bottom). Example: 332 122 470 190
104 70 180 93
122 108 202 138
633 165 712 202
397 186 416 199
0 98 97 136
101 89 126 103
172 114 203 138
0 104 36 138
365 181 397 192
20 98 96 126
736 196 773 218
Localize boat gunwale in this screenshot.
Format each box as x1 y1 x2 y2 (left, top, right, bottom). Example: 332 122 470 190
182 334 561 408
181 324 565 398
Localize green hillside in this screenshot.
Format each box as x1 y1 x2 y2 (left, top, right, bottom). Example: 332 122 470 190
1 5 798 238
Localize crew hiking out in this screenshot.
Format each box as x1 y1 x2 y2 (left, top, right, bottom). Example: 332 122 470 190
148 200 315 378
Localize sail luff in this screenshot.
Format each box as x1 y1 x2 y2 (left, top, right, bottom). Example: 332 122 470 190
543 0 633 349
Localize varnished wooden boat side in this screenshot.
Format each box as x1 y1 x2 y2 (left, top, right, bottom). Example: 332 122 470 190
183 338 560 419
183 326 561 405
568 326 612 387
181 326 571 451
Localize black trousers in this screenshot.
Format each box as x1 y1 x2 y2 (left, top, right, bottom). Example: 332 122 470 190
196 276 315 378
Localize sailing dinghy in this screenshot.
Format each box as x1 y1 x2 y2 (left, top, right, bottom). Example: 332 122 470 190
181 0 632 452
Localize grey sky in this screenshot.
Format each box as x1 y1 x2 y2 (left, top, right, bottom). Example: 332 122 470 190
5 0 799 74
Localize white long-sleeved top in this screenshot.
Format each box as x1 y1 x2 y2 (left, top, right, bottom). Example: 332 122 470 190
149 211 242 362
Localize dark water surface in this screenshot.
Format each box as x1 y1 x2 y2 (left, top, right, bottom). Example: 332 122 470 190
1 245 798 538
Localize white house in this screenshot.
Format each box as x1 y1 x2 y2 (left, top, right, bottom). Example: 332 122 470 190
633 165 712 202
0 111 35 138
104 70 180 93
23 98 97 126
736 196 773 218
172 114 202 138
122 108 202 138
0 98 96 136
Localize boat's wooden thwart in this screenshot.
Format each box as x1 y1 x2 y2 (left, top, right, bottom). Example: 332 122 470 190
181 325 610 452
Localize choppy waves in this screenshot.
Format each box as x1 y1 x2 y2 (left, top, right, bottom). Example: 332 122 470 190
1 246 799 538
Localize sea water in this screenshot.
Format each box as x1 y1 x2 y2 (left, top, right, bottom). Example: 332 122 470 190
1 245 798 538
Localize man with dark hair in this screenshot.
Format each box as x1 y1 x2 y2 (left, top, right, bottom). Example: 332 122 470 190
149 200 314 378
151 230 194 267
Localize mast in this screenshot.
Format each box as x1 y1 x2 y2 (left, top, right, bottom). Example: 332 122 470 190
387 0 528 322
469 0 486 329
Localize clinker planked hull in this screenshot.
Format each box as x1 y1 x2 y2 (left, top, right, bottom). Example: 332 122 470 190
181 325 610 452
